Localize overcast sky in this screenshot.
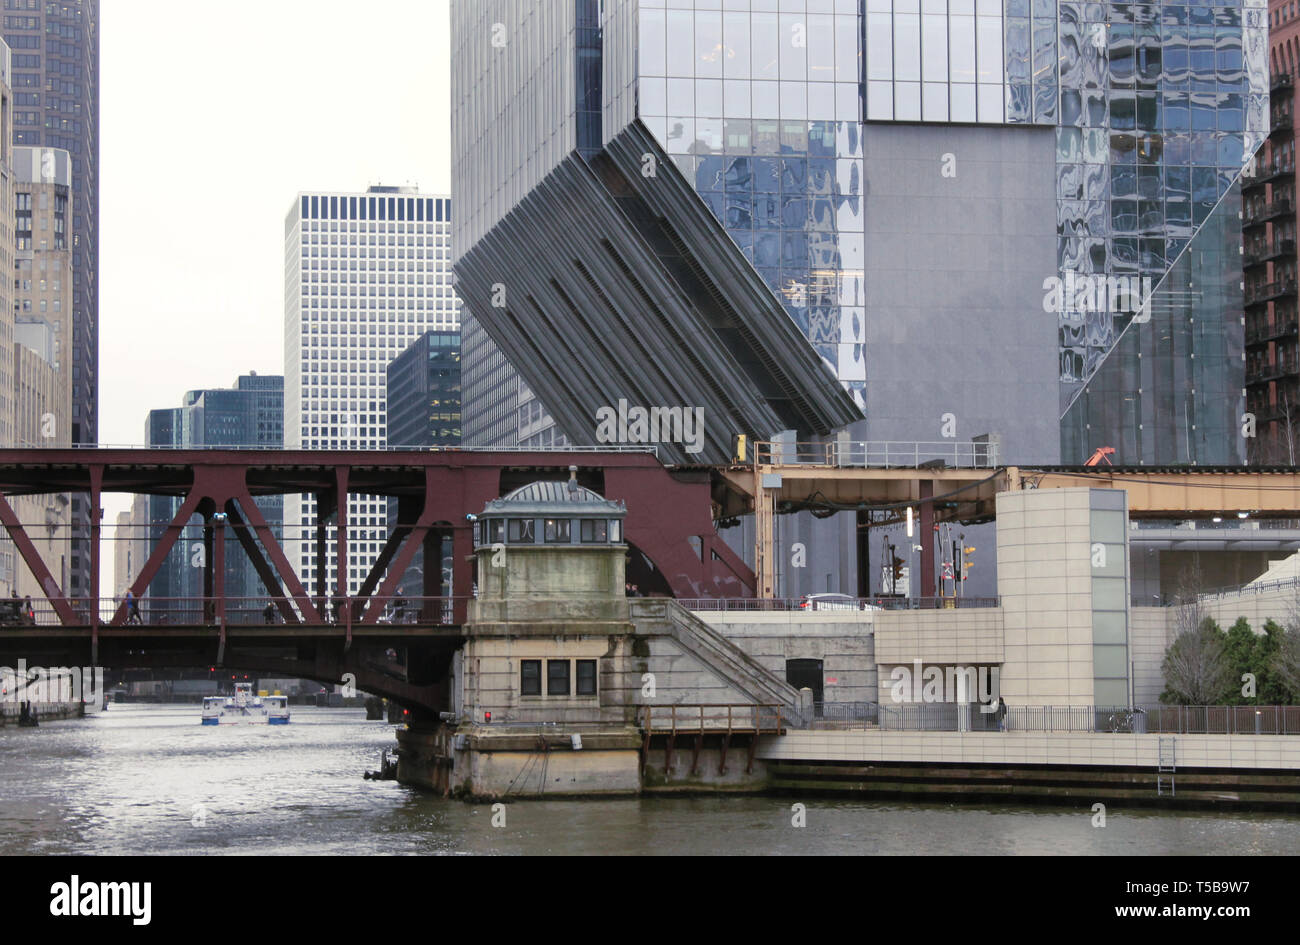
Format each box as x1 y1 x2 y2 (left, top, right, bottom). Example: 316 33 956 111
100 0 452 579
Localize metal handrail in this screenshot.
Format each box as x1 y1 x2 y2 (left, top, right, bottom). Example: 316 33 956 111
638 703 786 734
753 440 998 469
0 443 661 454
847 703 1300 734
681 596 1000 611
1140 573 1300 606
1 595 468 627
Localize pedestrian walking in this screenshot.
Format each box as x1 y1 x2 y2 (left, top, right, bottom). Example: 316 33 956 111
125 589 142 626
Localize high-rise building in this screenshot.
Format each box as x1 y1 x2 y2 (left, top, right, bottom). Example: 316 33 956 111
0 38 19 593
386 329 462 449
13 146 72 437
113 509 132 598
141 375 284 620
451 0 1267 595
4 0 98 610
283 187 459 596
385 329 462 596
1243 1 1300 463
0 38 14 451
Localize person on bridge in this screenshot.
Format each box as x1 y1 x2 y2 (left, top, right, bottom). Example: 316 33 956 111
263 601 276 625
22 596 33 625
392 588 406 624
124 590 142 626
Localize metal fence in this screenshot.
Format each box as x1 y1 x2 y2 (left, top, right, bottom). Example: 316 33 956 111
754 440 998 469
1138 575 1300 607
0 595 464 627
680 596 999 612
781 702 1300 734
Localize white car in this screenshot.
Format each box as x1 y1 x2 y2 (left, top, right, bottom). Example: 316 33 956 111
797 593 881 612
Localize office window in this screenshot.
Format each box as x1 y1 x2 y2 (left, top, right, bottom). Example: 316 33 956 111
580 519 608 542
576 660 597 696
547 659 570 695
520 660 541 696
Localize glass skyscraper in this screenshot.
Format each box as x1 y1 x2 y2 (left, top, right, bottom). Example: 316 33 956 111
454 0 1265 468
142 375 284 621
385 328 462 598
452 0 1266 595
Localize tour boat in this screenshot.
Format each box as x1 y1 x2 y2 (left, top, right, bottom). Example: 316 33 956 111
201 682 290 725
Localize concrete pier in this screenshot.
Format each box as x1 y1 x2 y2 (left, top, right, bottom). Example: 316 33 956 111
0 701 89 726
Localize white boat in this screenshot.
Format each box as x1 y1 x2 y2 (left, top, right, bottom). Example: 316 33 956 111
201 682 290 725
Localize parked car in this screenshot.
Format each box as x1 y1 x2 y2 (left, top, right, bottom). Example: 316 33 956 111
796 593 881 612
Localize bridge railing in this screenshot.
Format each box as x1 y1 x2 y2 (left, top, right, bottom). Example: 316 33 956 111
10 442 663 455
0 596 468 628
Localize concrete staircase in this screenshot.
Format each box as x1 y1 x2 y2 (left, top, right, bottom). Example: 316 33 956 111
630 598 801 709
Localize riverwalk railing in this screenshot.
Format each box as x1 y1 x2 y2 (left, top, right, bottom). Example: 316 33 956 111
639 703 787 734
680 596 999 612
781 702 1300 734
1140 574 1300 606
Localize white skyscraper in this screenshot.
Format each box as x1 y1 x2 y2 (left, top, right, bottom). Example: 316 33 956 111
283 186 459 595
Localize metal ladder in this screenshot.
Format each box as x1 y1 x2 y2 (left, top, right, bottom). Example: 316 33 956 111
1157 736 1176 797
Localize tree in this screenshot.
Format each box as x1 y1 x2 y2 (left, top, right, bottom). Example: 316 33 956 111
1221 616 1289 704
1161 617 1234 705
1169 562 1208 641
1273 623 1300 702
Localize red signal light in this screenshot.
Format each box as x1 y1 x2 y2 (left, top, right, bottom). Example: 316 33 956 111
484 711 492 723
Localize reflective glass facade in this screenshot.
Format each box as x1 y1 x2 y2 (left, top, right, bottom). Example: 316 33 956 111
628 0 1263 461
455 0 1263 465
865 0 1059 124
143 377 285 620
1055 0 1266 462
632 0 868 407
868 0 1266 460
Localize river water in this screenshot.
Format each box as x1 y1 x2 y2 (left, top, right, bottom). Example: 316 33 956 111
2 704 1298 855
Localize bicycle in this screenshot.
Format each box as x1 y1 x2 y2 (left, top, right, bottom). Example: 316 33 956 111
1107 708 1136 733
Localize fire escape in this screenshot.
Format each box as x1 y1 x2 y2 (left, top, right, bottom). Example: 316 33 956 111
1243 70 1300 461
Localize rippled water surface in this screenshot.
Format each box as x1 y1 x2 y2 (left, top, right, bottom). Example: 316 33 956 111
2 705 1298 855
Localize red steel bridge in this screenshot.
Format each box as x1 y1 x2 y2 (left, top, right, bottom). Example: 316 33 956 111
0 448 753 716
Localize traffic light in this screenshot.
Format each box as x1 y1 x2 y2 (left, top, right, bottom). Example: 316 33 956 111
962 546 976 581
891 554 905 582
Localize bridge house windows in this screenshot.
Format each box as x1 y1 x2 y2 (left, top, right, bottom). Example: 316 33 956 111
477 515 622 546
520 659 598 698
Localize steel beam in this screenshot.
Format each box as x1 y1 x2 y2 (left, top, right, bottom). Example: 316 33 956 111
0 492 74 624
